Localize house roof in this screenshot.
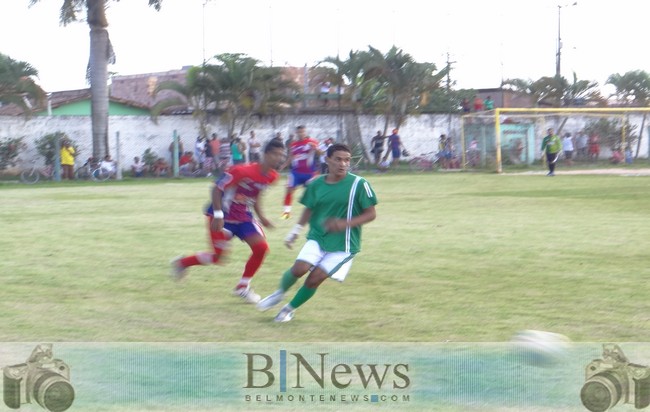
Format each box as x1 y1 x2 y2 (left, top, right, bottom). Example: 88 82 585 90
0 88 151 116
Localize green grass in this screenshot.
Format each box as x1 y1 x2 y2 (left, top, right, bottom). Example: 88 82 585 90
1 172 649 342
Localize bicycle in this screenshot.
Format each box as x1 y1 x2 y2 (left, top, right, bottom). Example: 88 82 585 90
409 152 441 172
74 157 98 180
91 166 113 182
20 160 54 184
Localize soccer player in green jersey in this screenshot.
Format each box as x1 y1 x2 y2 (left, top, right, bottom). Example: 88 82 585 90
257 143 378 322
541 128 562 176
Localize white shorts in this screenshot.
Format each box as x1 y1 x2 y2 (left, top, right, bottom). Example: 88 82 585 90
295 240 355 282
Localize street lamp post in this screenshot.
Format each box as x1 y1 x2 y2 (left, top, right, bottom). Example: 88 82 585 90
555 2 577 78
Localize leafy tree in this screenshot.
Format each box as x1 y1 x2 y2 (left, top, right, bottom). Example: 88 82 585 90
606 70 650 158
364 46 446 130
583 118 637 151
606 70 650 105
564 72 603 106
0 137 25 171
153 54 298 139
321 50 372 113
0 53 46 116
151 65 217 139
35 132 78 165
28 0 163 160
502 73 601 107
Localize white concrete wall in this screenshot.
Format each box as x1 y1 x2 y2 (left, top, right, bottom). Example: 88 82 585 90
1 113 647 171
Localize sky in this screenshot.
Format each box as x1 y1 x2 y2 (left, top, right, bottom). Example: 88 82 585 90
0 0 647 96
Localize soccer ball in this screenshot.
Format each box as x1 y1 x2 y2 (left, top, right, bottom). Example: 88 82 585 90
510 330 571 367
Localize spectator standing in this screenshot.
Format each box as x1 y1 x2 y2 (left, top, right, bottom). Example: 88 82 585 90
370 131 385 165
382 129 405 167
60 139 76 180
318 138 334 174
484 95 494 110
562 133 574 166
285 134 295 150
588 134 600 162
194 136 206 169
169 138 183 164
438 135 451 169
319 82 331 107
209 133 221 167
473 95 484 112
231 135 246 165
576 132 588 160
461 98 471 113
248 130 262 163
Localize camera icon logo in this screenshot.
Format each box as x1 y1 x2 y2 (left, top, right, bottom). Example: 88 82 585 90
581 343 650 412
3 344 75 412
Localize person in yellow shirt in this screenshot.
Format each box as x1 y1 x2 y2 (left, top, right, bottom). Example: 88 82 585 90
60 140 76 180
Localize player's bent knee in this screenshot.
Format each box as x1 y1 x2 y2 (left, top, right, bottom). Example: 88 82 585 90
291 261 311 277
251 241 269 255
305 270 328 288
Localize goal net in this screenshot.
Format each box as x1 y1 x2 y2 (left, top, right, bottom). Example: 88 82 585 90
460 108 650 172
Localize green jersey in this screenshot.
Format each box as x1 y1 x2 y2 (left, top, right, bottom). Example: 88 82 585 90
541 134 562 154
300 173 377 254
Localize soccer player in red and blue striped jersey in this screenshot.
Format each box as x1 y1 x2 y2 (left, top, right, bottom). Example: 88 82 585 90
171 139 286 303
281 125 321 220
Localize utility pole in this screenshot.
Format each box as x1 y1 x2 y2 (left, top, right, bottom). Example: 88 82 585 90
446 52 456 133
556 2 577 77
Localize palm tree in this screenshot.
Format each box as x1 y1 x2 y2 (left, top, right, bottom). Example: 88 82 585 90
322 50 372 114
29 0 162 159
606 70 650 157
564 72 602 106
364 46 446 130
0 53 46 116
151 65 217 139
152 55 298 139
208 53 297 137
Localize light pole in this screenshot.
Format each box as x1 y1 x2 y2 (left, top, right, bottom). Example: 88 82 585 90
556 2 577 77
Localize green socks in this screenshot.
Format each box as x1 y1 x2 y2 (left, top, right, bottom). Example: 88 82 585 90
279 268 318 309
289 285 317 309
280 269 298 292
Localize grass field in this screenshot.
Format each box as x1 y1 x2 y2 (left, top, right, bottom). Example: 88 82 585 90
1 171 649 342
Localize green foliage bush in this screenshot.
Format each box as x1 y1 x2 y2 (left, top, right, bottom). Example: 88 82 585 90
142 148 158 167
0 137 25 171
34 132 78 165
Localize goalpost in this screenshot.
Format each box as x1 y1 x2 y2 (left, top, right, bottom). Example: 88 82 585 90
460 107 650 173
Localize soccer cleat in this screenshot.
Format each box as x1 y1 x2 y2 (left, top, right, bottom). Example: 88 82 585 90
256 289 285 311
274 305 295 323
280 212 291 220
170 256 188 281
232 286 261 304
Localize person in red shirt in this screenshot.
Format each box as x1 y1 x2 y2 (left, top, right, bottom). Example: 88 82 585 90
473 95 484 112
179 151 196 174
171 139 287 303
281 125 321 220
